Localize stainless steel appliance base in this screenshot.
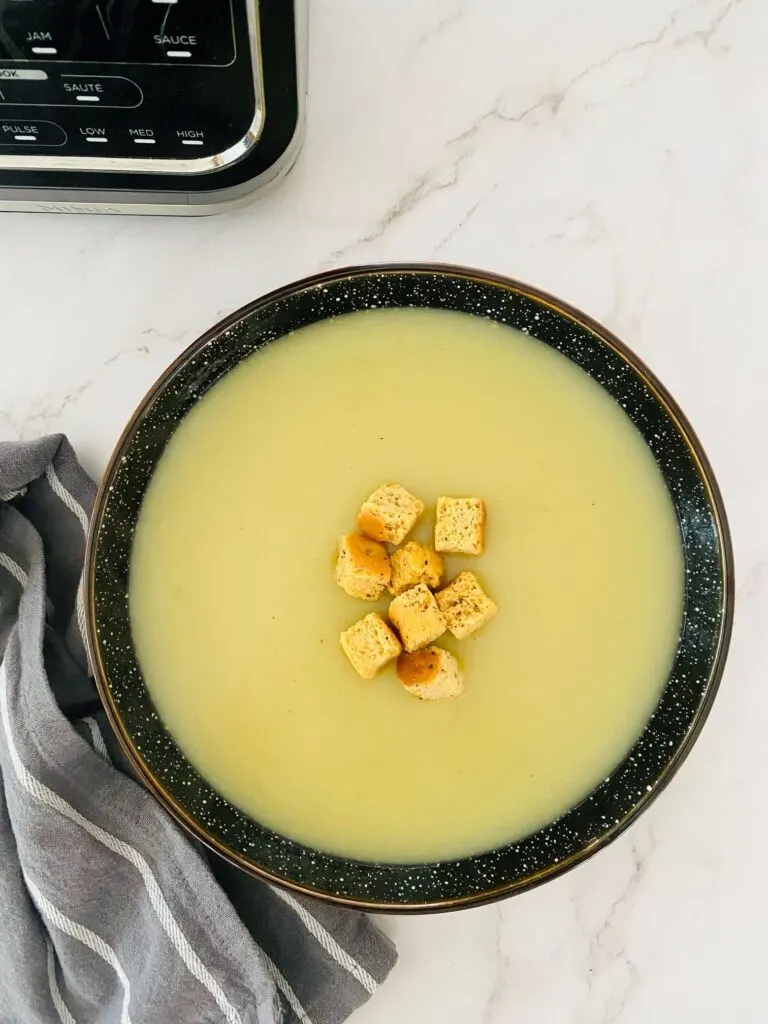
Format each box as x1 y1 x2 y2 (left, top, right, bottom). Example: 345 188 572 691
0 115 306 216
0 0 307 215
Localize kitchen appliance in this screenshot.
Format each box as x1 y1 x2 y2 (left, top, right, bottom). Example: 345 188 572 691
0 0 307 214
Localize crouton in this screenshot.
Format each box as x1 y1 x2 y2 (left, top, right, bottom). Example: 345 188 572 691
434 497 486 555
389 541 444 596
335 533 391 600
340 613 402 679
397 646 464 700
388 582 447 652
435 571 498 639
357 483 425 545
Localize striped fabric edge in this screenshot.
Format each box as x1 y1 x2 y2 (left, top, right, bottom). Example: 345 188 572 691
0 485 27 503
0 549 55 620
46 937 77 1024
43 462 89 658
272 888 378 995
0 551 28 588
74 576 89 666
82 716 110 763
262 952 313 1024
28 877 132 1024
44 464 89 535
0 662 243 1024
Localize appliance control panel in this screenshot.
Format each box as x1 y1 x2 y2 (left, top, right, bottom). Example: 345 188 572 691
0 0 260 169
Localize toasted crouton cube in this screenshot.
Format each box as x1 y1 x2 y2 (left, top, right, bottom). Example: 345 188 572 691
434 497 486 555
388 583 446 652
389 541 444 596
335 533 391 601
357 483 425 545
397 646 464 700
340 613 402 679
436 571 498 639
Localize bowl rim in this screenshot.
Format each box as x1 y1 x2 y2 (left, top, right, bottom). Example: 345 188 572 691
85 261 735 912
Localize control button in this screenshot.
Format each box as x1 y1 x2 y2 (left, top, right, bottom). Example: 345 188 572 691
177 129 205 147
0 72 49 105
0 1 111 62
78 126 109 145
128 127 156 145
0 70 49 82
0 3 67 60
0 119 66 146
0 72 142 108
58 76 142 108
117 3 235 66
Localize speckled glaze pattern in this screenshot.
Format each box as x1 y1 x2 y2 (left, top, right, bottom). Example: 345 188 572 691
85 265 733 911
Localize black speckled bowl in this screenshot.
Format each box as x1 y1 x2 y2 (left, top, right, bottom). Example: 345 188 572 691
85 264 733 912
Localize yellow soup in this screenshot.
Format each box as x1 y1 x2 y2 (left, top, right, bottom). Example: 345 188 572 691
129 308 684 863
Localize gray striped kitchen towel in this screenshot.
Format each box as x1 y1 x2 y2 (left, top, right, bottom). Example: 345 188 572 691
0 435 396 1024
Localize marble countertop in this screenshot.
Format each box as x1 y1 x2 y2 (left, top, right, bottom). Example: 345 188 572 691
0 1 761 1020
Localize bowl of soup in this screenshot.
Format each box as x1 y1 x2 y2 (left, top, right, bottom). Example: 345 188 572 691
85 264 733 910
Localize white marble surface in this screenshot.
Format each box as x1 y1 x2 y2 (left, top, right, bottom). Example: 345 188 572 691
0 0 762 1020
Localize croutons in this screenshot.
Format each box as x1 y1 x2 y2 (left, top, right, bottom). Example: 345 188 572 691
435 571 498 639
357 483 425 546
389 541 444 596
335 533 391 600
340 613 402 679
388 583 447 652
396 646 464 700
434 497 486 555
335 485 498 688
